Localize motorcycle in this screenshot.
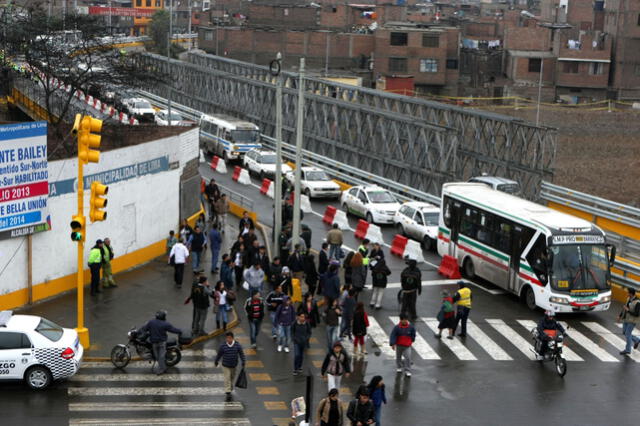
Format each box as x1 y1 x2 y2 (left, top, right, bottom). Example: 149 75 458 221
110 326 188 369
531 328 567 377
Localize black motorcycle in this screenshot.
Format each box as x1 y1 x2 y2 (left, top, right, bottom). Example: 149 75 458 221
531 328 567 377
110 326 187 369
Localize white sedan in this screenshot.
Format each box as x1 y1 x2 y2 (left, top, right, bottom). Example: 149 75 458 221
394 201 440 250
243 149 291 180
0 311 83 390
284 167 341 199
155 109 189 126
340 185 400 225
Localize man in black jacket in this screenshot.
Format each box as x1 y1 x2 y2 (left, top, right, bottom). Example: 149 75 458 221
400 258 422 321
347 391 375 425
318 242 330 275
187 226 207 272
288 244 305 283
244 291 265 349
239 211 255 231
186 276 212 336
291 313 312 375
140 311 182 375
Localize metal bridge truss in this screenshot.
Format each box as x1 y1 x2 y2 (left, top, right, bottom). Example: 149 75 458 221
138 52 557 198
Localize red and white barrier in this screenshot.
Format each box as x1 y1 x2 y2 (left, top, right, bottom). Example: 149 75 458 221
332 210 350 230
210 156 227 174
438 255 462 279
322 206 337 225
354 219 369 239
390 234 409 257
353 219 384 245
260 178 273 197
404 239 424 263
232 167 250 185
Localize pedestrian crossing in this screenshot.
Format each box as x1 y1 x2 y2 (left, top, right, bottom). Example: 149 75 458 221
364 315 639 364
68 348 251 426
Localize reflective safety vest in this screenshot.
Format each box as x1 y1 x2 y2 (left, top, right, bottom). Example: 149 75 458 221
88 247 102 265
358 245 369 266
457 287 472 308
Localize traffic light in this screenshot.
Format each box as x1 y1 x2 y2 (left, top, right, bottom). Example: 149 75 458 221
77 115 103 164
70 215 85 242
89 181 108 222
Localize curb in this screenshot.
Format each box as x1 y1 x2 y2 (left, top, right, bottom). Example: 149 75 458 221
82 307 241 362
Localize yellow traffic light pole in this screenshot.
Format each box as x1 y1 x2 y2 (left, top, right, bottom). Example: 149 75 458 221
71 114 105 349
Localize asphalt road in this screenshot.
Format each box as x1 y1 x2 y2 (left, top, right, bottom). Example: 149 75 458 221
2 158 638 426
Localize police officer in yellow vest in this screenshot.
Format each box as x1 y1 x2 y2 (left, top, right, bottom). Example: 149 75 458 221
452 281 472 337
88 240 104 296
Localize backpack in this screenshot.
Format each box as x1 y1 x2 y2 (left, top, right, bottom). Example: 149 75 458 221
443 300 454 313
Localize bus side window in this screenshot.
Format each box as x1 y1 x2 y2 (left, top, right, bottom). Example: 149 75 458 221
497 221 512 253
477 213 491 245
443 197 452 228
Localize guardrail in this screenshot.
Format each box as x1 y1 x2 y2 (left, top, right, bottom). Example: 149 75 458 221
218 182 253 211
140 90 640 291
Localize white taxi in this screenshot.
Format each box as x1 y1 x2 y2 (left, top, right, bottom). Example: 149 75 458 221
0 311 83 390
340 185 400 225
394 201 440 250
284 167 341 199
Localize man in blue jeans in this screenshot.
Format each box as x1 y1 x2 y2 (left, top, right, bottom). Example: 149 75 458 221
291 312 312 375
266 285 285 339
208 224 222 274
619 287 640 356
187 226 207 272
244 291 265 349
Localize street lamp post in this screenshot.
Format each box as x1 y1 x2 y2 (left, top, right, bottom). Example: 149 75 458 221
291 58 305 249
167 0 173 120
536 58 543 126
270 53 283 257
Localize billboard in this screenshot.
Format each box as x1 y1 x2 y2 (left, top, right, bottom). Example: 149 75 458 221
88 6 157 18
0 122 51 240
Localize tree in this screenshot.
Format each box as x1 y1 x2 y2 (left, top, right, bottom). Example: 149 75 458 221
149 9 169 54
0 5 165 154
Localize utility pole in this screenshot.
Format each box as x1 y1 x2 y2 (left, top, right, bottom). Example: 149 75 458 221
291 58 305 250
167 0 173 120
188 0 192 49
536 58 543 126
271 53 283 257
324 33 330 76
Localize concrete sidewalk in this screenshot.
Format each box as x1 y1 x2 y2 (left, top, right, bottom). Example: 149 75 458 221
15 217 248 358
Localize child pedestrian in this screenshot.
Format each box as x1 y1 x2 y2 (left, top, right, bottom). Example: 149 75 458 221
435 290 456 339
352 302 369 357
166 230 177 256
367 375 387 426
321 341 351 392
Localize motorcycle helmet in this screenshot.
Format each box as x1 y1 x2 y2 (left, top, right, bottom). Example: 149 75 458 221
545 310 555 317
155 310 167 320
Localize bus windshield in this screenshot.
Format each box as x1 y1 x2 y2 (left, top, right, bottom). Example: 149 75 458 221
231 130 259 144
549 244 609 292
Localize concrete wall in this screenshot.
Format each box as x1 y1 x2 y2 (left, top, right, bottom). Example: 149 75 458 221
0 127 199 310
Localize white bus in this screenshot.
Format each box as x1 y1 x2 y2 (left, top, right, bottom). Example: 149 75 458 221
437 182 616 313
199 114 261 161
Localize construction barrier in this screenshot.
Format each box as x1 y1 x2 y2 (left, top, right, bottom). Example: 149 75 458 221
390 234 409 257
260 178 272 195
354 219 369 240
237 168 251 185
438 255 462 279
364 223 385 246
322 206 337 225
404 240 425 264
301 194 312 213
332 210 350 230
232 166 241 181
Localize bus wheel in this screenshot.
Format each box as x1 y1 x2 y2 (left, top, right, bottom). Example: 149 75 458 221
524 286 537 311
462 258 475 279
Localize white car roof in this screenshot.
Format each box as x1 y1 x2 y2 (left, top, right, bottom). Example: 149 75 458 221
402 201 439 212
352 185 387 192
300 166 325 172
125 97 150 104
1 313 41 332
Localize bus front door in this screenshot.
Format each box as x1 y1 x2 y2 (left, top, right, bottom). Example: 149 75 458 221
449 201 462 257
508 225 524 292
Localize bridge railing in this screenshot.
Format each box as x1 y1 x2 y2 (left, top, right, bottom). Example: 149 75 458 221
139 90 640 291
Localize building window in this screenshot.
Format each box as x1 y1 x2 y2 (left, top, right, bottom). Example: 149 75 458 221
422 34 439 48
420 58 438 73
528 58 541 73
204 31 213 41
155 0 161 6
390 32 408 46
446 59 458 70
388 57 408 72
589 62 604 75
563 61 579 73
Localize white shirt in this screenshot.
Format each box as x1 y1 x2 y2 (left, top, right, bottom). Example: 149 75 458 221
170 243 190 264
218 290 227 305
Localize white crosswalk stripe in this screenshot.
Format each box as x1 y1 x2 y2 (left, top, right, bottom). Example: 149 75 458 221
486 319 536 360
558 322 619 362
466 320 512 361
367 316 396 358
517 319 583 361
390 316 440 360
422 317 477 360
582 322 640 362
69 355 250 425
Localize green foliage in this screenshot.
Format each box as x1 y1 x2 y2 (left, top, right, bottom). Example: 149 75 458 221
149 9 169 53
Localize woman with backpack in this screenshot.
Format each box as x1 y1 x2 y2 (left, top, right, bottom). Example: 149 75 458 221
369 258 391 310
435 290 456 339
352 302 369 357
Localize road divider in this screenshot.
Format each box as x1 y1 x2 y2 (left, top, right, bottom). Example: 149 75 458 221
353 219 384 245
259 178 273 197
404 239 425 263
232 166 251 185
322 205 337 224
210 156 227 174
333 210 350 230
354 219 369 239
390 234 409 257
438 255 462 279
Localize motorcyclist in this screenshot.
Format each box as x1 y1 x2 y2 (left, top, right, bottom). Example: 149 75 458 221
536 310 565 359
140 310 182 375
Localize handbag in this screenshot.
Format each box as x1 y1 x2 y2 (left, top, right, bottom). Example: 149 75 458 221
242 281 250 291
436 308 445 323
235 368 248 389
169 254 176 266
